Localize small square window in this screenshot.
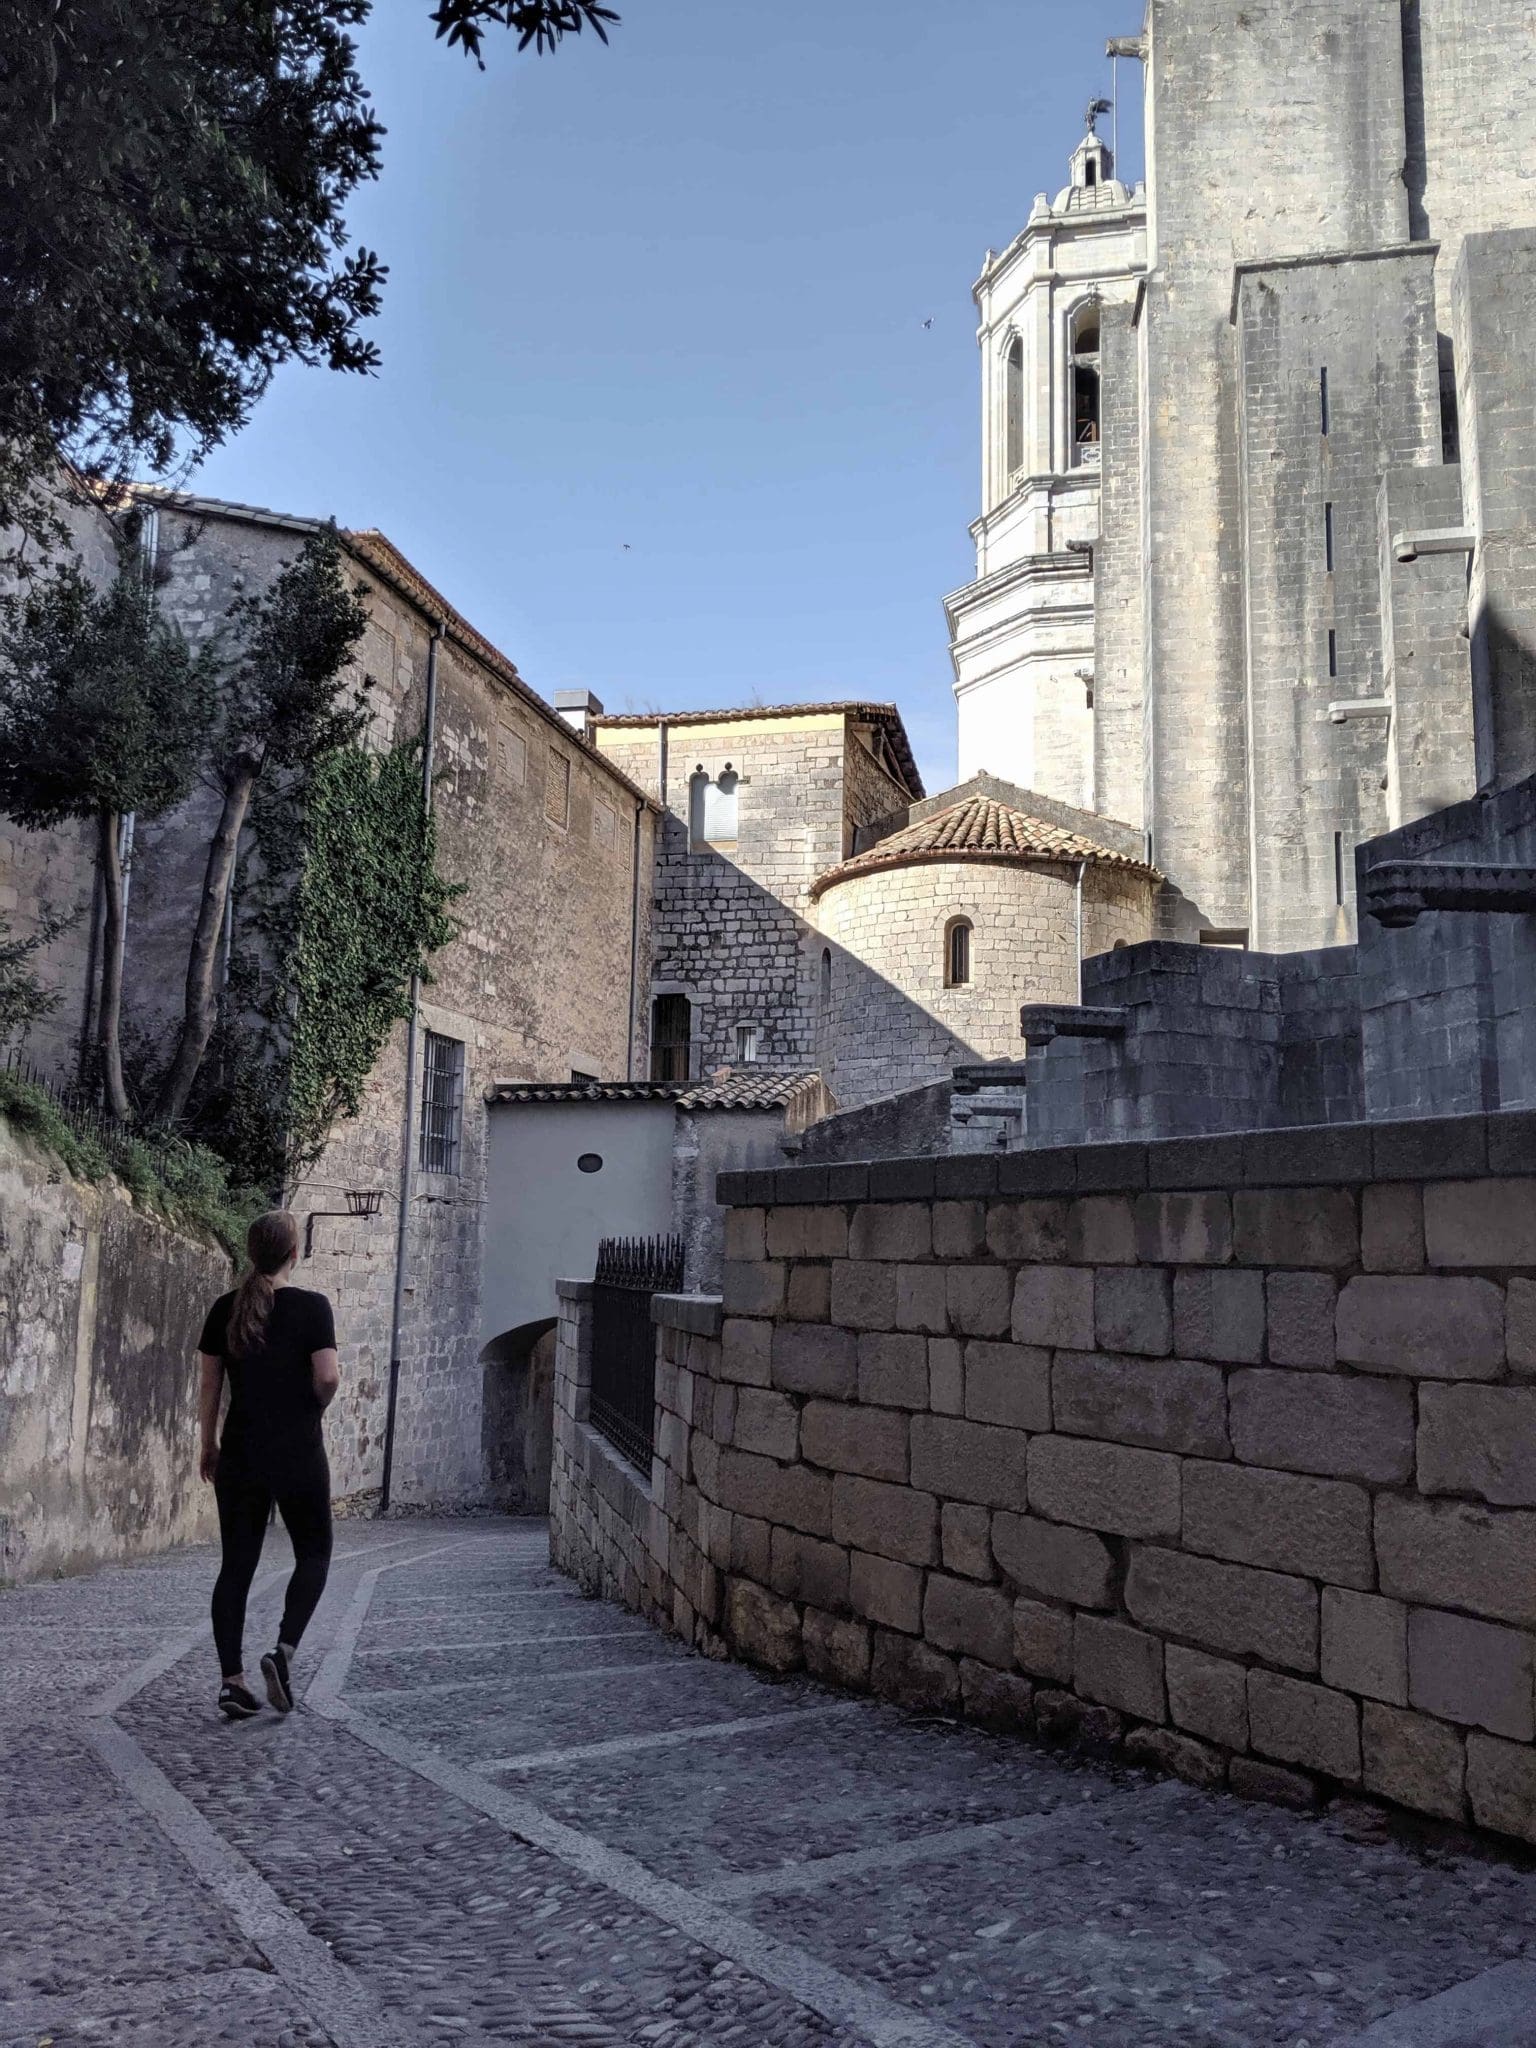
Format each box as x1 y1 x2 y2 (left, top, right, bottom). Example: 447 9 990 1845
420 1032 465 1175
546 748 571 827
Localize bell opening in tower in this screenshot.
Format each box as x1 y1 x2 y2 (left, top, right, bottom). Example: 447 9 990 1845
1071 307 1101 469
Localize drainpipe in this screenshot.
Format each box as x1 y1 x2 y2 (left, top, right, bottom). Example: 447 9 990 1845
626 795 644 1081
379 618 446 1515
1075 859 1087 1004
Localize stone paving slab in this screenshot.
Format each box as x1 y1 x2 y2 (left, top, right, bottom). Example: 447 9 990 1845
6 1516 1536 2048
744 1789 1536 2047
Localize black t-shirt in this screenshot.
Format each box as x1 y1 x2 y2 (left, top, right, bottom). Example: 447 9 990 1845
198 1287 336 1482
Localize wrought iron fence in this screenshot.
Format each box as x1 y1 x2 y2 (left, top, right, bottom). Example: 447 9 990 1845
590 1234 684 1474
0 1044 184 1178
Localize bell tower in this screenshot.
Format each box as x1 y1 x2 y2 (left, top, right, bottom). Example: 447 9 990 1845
945 114 1146 809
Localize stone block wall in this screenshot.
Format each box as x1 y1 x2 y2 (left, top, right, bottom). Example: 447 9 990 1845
1359 772 1536 1121
548 1279 717 1635
0 1121 230 1583
1234 245 1442 951
552 1111 1536 1844
817 861 1155 1113
595 711 913 1079
1025 941 1363 1147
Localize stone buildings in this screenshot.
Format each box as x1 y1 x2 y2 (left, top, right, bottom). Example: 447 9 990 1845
8 2 1536 1517
955 0 1536 959
2 491 661 1509
591 707 1157 1114
946 117 1145 811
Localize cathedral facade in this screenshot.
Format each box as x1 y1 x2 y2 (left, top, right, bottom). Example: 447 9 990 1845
953 0 1536 958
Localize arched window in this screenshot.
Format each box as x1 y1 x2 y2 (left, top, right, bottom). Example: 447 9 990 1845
945 918 973 989
1004 336 1024 478
650 994 691 1082
1070 306 1101 467
820 947 832 1010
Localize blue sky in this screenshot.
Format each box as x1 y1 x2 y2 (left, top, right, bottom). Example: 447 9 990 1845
193 0 1145 793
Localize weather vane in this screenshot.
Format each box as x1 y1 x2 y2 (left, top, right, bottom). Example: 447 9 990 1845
1086 96 1113 136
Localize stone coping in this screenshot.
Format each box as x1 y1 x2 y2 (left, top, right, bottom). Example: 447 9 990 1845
717 1110 1536 1208
652 1293 725 1336
556 1278 594 1302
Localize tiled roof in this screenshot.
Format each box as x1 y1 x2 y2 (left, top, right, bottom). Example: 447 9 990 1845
591 702 923 800
809 795 1159 899
486 1073 820 1113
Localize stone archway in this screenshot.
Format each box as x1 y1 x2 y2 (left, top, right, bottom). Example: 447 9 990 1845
478 1318 556 1513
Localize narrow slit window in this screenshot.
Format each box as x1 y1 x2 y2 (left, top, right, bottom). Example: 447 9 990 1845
820 947 832 1011
1320 367 1331 436
945 918 973 989
545 748 570 827
1004 337 1024 476
1334 832 1345 907
1328 629 1339 679
1325 503 1335 573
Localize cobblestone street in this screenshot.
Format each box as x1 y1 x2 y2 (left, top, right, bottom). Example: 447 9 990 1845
5 1518 1536 2048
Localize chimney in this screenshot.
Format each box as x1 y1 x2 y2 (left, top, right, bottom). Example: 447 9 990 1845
554 689 604 740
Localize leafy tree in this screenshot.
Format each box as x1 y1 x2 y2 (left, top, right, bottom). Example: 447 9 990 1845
430 0 618 63
155 525 370 1127
0 555 218 1116
0 3 387 559
0 908 79 1042
0 1 618 561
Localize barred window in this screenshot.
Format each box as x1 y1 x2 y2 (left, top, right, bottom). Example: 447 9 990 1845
420 1031 465 1175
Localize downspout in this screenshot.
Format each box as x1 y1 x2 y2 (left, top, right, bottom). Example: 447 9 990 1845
1075 859 1087 1004
627 795 644 1081
379 618 446 1515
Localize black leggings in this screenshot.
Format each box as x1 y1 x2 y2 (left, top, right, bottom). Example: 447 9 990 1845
212 1467 333 1679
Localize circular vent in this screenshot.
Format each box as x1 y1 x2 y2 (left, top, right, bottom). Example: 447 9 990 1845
577 1153 603 1174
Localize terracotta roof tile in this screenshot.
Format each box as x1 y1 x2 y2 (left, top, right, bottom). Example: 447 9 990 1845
487 1072 821 1113
810 795 1158 899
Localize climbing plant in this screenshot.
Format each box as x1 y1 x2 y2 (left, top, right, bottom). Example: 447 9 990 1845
196 739 460 1190
286 743 461 1171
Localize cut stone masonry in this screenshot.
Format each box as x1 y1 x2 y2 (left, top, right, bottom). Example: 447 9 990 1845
552 1105 1536 1847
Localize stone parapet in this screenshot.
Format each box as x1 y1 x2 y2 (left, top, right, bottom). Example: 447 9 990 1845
553 1137 1536 1847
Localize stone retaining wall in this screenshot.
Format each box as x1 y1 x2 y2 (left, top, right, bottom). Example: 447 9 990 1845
0 1123 231 1583
551 1108 1536 1845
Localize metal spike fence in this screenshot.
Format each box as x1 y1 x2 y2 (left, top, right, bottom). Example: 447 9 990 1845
590 1234 685 1472
0 1043 186 1179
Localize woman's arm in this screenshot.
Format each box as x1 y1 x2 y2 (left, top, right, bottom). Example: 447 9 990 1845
312 1347 341 1411
198 1353 224 1482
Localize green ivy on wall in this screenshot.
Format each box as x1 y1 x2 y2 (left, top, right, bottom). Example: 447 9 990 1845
285 743 460 1173
195 739 460 1193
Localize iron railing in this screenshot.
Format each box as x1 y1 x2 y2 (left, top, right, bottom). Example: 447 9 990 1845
1 1045 191 1180
590 1234 684 1473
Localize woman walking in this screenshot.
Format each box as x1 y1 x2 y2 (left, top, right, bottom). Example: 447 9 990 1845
197 1210 340 1720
